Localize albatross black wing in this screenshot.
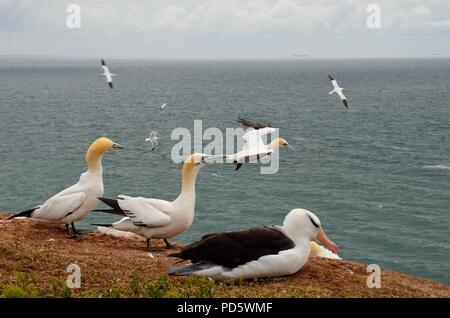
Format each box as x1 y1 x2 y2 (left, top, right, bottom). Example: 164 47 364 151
170 226 295 268
237 118 271 130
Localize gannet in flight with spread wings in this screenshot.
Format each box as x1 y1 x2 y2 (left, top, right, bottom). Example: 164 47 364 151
206 119 293 170
101 59 116 89
328 75 348 108
8 137 124 237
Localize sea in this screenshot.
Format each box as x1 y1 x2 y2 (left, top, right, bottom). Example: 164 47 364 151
0 57 449 285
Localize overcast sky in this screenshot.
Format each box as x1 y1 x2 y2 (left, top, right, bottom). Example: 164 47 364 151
1 0 450 58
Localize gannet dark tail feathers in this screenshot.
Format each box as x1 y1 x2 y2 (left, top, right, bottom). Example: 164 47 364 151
8 207 38 219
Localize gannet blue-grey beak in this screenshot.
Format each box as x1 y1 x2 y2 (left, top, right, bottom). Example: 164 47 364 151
111 143 124 149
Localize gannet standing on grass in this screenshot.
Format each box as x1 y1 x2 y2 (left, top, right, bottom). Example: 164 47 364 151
168 208 339 280
8 137 124 237
328 75 348 108
101 59 115 89
92 153 210 252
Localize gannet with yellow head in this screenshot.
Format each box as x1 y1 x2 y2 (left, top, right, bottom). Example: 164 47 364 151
206 125 293 171
92 153 210 252
8 137 124 237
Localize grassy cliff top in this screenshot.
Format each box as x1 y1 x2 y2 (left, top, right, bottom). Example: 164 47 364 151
0 213 449 298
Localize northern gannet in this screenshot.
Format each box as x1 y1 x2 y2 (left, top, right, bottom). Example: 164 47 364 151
207 120 293 170
8 137 124 237
92 153 209 252
328 75 348 108
168 208 339 280
101 59 115 89
160 103 167 111
145 131 159 151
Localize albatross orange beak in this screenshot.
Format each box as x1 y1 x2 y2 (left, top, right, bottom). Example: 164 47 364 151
316 228 339 254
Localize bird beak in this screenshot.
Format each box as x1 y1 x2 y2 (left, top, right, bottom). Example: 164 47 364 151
201 155 209 165
286 143 295 151
111 143 124 149
316 228 339 254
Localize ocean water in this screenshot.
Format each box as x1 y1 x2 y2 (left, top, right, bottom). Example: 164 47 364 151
0 57 449 285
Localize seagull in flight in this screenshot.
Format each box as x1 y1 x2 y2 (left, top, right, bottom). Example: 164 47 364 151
145 131 159 151
160 103 167 111
100 59 116 89
328 75 348 108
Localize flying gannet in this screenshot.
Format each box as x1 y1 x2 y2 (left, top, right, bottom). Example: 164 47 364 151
8 137 124 237
160 103 167 111
145 131 159 151
168 208 339 280
101 59 115 89
207 119 293 170
328 75 348 108
92 153 210 252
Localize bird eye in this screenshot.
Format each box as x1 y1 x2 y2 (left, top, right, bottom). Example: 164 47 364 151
308 216 320 228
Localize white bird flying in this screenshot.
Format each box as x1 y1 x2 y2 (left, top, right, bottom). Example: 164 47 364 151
92 153 210 252
8 137 124 237
168 208 339 280
100 59 116 89
160 103 167 111
328 75 348 108
145 131 159 151
206 119 293 171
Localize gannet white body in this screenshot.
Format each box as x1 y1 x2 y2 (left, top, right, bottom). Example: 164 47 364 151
208 127 293 170
328 74 348 108
93 153 209 251
169 208 339 280
9 137 124 236
101 59 115 89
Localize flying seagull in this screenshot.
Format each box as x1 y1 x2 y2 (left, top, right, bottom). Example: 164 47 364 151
160 103 167 111
328 75 348 108
100 59 115 89
8 137 124 237
145 131 159 151
168 208 339 280
92 153 211 252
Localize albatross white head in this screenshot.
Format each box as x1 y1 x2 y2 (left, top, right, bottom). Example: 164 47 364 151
282 208 339 254
86 137 124 171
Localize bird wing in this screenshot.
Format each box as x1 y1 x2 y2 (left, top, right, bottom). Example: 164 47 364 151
331 79 339 90
242 127 276 154
170 226 295 268
33 191 87 221
117 195 171 228
237 118 271 130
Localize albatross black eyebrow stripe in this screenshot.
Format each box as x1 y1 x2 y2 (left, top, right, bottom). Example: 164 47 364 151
308 216 320 228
